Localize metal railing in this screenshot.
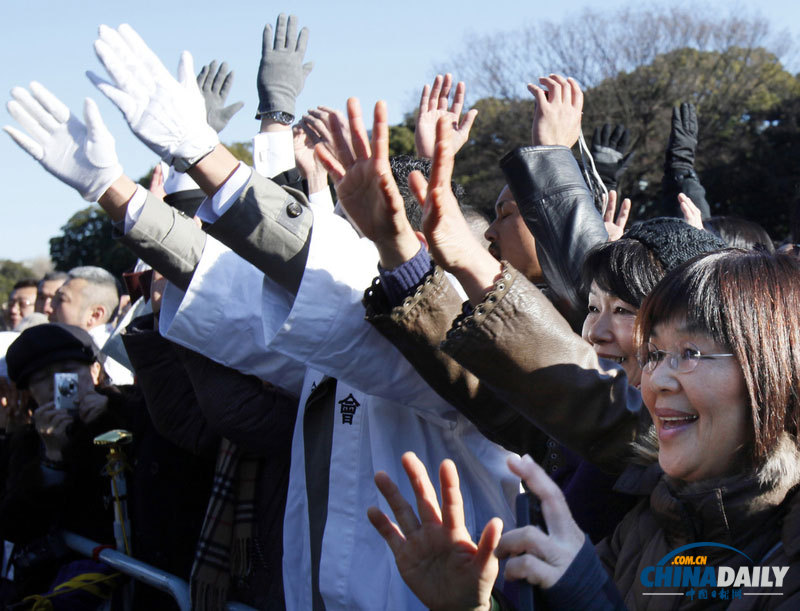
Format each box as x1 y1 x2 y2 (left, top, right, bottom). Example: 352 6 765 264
60 531 257 611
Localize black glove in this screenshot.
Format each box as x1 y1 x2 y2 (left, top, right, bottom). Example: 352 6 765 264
590 124 634 191
665 102 698 171
659 102 710 219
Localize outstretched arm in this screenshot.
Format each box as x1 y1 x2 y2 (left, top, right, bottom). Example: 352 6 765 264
659 102 711 218
412 117 503 303
315 97 422 268
4 82 209 291
501 74 607 323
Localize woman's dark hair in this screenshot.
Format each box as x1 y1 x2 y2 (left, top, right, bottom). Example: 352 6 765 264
635 250 800 465
582 239 666 307
703 216 775 253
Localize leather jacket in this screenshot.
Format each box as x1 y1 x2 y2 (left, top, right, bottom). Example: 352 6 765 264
500 145 608 329
365 145 623 467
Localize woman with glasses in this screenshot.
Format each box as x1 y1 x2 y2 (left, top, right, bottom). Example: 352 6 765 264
371 250 800 609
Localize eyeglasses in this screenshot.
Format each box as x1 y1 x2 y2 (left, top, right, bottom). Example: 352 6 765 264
7 298 35 310
638 342 735 374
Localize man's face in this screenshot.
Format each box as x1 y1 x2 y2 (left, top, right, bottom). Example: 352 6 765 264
7 286 37 330
49 278 89 328
484 186 543 283
36 278 66 316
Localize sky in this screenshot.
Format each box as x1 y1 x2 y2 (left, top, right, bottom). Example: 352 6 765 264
1 0 799 265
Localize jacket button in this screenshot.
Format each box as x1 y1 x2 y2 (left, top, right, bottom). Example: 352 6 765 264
286 201 303 218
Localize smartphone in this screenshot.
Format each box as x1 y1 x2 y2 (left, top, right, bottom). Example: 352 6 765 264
53 373 79 415
515 491 548 611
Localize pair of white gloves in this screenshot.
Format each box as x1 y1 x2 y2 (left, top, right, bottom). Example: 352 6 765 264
4 24 219 201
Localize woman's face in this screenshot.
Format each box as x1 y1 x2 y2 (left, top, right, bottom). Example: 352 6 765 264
581 282 641 387
640 320 750 482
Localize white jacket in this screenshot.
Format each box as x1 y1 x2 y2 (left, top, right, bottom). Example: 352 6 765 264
157 173 518 610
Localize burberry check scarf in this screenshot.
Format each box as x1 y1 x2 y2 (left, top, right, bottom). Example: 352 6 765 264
190 438 259 611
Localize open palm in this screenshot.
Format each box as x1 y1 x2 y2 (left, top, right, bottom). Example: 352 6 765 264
368 452 501 611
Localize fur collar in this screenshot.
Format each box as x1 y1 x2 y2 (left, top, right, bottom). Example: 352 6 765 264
631 426 800 493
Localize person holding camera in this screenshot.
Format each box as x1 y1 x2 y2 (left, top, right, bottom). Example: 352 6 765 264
1 323 211 609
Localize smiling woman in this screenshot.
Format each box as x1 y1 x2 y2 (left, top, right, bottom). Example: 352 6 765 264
636 249 800 474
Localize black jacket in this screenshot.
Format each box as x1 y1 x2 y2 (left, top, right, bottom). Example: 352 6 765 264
500 145 609 331
123 314 298 610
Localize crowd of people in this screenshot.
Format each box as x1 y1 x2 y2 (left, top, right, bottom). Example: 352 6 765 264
1 12 800 611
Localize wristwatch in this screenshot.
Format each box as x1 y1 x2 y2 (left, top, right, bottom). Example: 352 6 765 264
259 110 295 125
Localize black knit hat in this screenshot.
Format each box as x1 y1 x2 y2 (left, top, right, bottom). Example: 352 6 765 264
6 323 98 389
623 218 727 271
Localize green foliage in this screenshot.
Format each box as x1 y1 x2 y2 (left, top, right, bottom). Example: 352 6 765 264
701 94 800 241
389 125 416 157
0 260 36 304
49 206 137 278
441 4 799 239
581 47 800 232
226 141 254 166
450 98 532 211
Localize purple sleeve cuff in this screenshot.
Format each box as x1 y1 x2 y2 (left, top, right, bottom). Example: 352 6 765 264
378 246 434 306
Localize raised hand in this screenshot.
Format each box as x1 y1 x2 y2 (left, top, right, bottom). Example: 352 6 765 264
148 163 167 201
603 190 632 241
303 105 349 160
415 74 478 159
591 124 635 191
314 98 420 268
368 452 501 611
256 13 313 119
410 117 501 302
292 121 328 193
495 455 585 588
88 24 219 171
666 102 698 171
197 60 244 133
528 74 583 148
678 192 704 230
4 82 123 202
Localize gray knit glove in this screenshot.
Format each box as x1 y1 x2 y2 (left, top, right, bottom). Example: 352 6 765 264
197 61 244 133
256 14 313 119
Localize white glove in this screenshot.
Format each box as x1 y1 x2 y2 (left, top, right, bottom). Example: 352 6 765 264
4 82 123 202
87 24 219 171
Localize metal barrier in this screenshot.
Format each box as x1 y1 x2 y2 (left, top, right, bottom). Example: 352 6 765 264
60 531 257 611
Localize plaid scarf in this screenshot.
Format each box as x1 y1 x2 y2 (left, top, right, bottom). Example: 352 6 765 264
190 438 259 611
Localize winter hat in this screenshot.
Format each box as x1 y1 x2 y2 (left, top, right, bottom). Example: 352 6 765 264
623 217 727 271
6 323 97 389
